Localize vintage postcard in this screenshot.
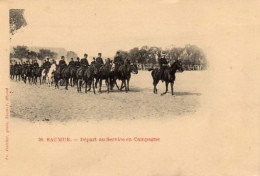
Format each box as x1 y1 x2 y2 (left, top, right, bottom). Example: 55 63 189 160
0 0 259 175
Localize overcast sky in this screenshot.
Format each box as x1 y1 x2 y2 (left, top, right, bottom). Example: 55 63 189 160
10 0 258 58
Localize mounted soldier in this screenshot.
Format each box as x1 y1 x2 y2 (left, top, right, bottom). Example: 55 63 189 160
42 60 46 68
158 53 169 80
33 60 39 68
80 54 89 68
46 58 51 68
59 56 67 70
14 61 18 68
96 53 104 68
51 59 56 65
114 51 124 72
75 57 81 68
68 58 75 67
105 58 112 65
91 57 96 66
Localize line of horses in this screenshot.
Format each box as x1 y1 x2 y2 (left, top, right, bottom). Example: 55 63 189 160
10 60 184 95
10 62 139 94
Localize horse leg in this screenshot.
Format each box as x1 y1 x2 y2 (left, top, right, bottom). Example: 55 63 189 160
95 79 98 88
85 79 88 93
107 78 110 93
77 79 79 92
120 81 124 91
92 79 96 94
153 79 157 94
155 80 159 94
78 79 81 92
99 79 102 92
87 80 91 91
171 82 174 95
65 78 68 90
115 81 120 90
161 81 169 96
127 78 130 91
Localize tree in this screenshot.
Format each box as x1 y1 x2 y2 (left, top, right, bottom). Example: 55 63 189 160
66 51 78 60
128 47 140 63
28 51 38 60
116 50 129 61
37 49 57 61
12 45 29 60
9 9 27 36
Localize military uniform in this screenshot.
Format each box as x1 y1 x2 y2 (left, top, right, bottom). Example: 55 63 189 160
96 57 104 66
33 62 39 68
46 60 51 68
80 58 89 67
68 60 75 67
74 59 80 68
114 55 124 65
158 56 168 80
59 59 66 66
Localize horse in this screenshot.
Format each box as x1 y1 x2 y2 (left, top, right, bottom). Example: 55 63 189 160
46 64 56 87
109 63 123 91
95 63 112 93
69 66 78 87
13 66 22 81
149 60 184 96
22 66 32 84
76 66 88 92
83 64 98 94
53 65 64 89
117 63 138 92
10 65 14 80
31 66 42 85
61 65 72 90
41 67 49 84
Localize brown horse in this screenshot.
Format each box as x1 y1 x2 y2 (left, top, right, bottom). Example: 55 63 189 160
83 64 98 94
76 66 88 92
31 67 42 85
61 65 73 90
117 63 138 92
95 63 113 93
149 60 184 96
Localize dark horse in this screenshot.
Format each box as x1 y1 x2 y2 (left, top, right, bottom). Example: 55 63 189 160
149 60 184 96
95 63 112 93
31 66 42 85
22 66 32 84
54 65 72 90
13 66 22 81
117 63 138 92
76 66 88 92
83 64 98 94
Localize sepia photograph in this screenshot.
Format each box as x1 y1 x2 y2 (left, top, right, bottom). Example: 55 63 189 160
1 0 259 176
9 5 208 122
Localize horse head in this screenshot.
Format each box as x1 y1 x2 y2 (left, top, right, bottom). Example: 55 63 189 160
130 63 138 74
91 64 99 75
171 60 184 73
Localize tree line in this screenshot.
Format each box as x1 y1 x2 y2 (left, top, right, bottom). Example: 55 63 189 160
116 44 207 68
10 45 78 62
10 44 207 69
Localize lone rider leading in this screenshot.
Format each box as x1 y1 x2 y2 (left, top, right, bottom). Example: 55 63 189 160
158 54 168 80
